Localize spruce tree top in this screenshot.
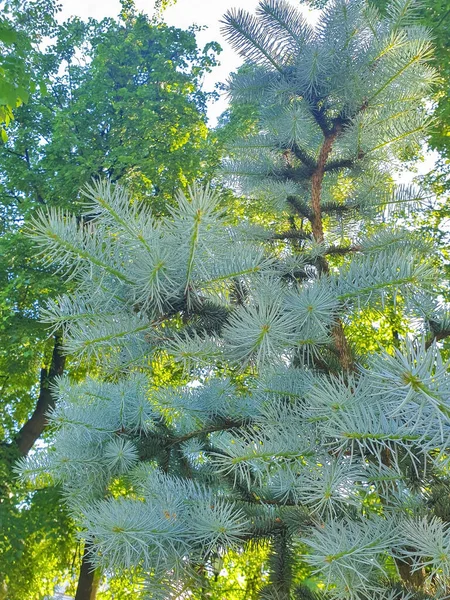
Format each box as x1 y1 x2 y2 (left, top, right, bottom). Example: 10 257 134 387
221 0 436 236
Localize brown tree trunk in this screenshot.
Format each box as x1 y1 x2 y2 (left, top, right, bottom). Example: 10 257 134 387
14 333 65 456
395 557 426 590
379 452 426 589
75 543 100 600
332 317 353 371
310 130 338 246
309 126 353 371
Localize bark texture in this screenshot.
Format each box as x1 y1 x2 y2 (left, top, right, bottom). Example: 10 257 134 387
75 543 100 600
309 127 354 371
14 333 66 456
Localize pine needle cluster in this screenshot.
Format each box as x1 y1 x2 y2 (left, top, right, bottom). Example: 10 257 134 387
17 1 450 598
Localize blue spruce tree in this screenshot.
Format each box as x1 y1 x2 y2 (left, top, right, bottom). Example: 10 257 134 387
19 1 450 598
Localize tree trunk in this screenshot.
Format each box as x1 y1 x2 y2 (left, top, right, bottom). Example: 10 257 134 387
75 543 100 600
2 334 100 599
309 127 353 371
310 124 341 247
395 556 426 590
14 333 65 456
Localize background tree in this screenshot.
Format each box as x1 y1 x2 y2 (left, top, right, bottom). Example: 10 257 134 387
19 1 450 599
0 0 57 138
0 0 220 457
0 1 220 597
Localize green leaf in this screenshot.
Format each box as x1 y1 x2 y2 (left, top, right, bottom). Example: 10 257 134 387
0 25 18 45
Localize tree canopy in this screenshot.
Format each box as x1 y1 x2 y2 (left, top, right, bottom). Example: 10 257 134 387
0 0 221 596
0 0 221 448
18 1 450 599
0 0 58 138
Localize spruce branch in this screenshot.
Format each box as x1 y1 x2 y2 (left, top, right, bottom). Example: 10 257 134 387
20 2 450 597
221 8 286 72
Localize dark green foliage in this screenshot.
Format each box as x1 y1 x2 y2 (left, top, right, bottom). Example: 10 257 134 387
0 0 58 136
0 473 77 598
293 586 324 600
0 2 222 597
428 479 450 521
260 526 293 599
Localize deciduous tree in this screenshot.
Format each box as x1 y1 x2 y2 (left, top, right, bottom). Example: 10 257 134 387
0 2 220 597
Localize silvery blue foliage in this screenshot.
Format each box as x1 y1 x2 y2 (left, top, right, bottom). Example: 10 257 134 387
16 1 450 598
